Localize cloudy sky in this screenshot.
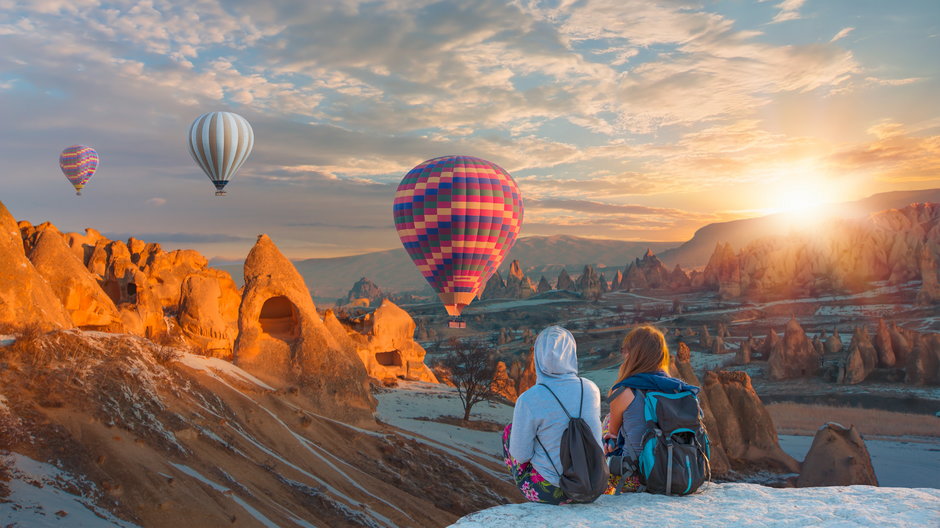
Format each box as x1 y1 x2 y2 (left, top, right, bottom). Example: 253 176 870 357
1 0 938 259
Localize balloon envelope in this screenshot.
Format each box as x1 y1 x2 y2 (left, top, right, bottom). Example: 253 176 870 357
187 111 254 195
394 155 524 316
59 145 98 195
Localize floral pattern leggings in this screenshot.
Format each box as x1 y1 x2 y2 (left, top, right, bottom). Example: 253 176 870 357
502 424 569 505
602 414 641 494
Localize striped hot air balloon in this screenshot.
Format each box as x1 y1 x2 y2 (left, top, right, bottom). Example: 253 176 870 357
187 111 254 196
394 155 524 320
59 145 99 196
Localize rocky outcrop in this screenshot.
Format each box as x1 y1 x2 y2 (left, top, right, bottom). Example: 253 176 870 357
177 270 241 357
233 234 374 420
481 271 509 299
754 328 779 361
839 326 878 384
889 323 912 365
796 423 878 487
825 330 844 356
768 318 819 380
27 230 122 331
555 268 575 291
505 260 536 299
536 276 552 293
612 270 624 291
906 333 940 385
621 262 648 290
700 203 940 300
339 277 386 306
668 264 692 290
0 201 72 331
343 299 438 383
702 371 800 473
873 319 896 367
599 273 609 294
491 361 517 402
735 335 753 365
577 265 601 300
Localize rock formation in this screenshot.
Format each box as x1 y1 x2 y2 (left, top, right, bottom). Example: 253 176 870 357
536 275 552 293
754 328 779 360
612 269 624 291
233 234 374 419
699 203 940 301
701 371 800 473
840 326 878 384
555 268 575 291
796 423 878 487
599 272 609 293
0 201 72 331
873 319 896 367
577 265 601 300
177 270 241 357
889 323 912 365
481 270 509 299
340 299 438 383
668 265 692 290
505 260 536 299
712 336 727 355
768 318 819 380
825 330 843 356
621 262 648 290
491 361 517 401
339 277 386 306
700 325 714 350
735 335 753 365
906 333 940 385
27 229 123 331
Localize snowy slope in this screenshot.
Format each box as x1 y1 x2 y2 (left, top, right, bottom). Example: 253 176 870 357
451 483 940 528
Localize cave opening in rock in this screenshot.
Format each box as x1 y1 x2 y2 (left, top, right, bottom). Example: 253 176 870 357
375 350 403 367
259 296 300 341
126 282 137 301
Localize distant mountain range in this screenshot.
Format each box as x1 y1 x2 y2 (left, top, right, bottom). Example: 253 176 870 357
659 188 940 268
216 188 940 299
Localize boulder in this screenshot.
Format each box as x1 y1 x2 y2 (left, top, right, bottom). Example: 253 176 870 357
0 201 72 331
27 230 122 331
796 423 878 487
233 234 374 420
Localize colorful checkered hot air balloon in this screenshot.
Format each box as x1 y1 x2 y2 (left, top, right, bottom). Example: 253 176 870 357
59 145 99 196
187 111 254 196
394 155 524 321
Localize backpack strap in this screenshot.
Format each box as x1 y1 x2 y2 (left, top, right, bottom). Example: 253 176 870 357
533 379 585 477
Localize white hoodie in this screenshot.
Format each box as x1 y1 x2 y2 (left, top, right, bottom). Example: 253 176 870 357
509 326 602 486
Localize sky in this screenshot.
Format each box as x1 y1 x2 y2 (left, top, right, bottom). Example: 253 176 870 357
0 0 938 260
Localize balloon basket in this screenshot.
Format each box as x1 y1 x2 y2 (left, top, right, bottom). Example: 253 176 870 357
215 190 227 196
448 317 466 329
75 191 82 196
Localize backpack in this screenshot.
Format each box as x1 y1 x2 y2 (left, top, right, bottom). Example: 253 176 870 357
608 388 711 496
535 380 609 503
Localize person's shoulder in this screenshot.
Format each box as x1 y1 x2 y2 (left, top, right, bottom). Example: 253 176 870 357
516 384 544 405
580 377 601 397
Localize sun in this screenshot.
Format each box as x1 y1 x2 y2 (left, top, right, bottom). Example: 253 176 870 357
758 166 839 227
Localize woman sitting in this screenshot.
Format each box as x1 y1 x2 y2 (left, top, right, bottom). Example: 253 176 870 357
502 325 602 505
603 325 700 494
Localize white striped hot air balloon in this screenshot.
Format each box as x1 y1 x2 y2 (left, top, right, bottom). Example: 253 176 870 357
187 111 254 196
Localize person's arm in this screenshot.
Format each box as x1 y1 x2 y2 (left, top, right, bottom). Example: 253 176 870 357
509 396 536 463
604 388 634 453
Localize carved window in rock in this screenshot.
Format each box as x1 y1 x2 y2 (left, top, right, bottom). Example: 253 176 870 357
259 296 300 341
126 282 138 302
375 350 403 367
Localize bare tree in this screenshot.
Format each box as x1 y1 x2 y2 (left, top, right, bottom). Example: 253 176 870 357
440 339 499 421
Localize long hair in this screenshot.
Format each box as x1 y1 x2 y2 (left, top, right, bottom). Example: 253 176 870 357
609 325 670 396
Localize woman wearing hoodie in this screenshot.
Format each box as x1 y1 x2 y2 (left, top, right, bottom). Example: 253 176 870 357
602 325 700 493
501 326 602 504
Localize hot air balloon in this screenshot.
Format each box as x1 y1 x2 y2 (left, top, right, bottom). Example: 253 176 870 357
187 111 254 196
394 155 523 326
59 145 99 196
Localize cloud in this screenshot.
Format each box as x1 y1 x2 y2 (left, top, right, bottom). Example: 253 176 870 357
831 27 854 42
768 0 806 24
146 197 167 206
828 122 940 183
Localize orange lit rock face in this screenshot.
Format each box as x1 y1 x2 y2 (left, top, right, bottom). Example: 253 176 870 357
234 234 375 420
178 270 241 358
0 201 72 331
335 299 438 383
768 318 820 380
27 230 123 331
701 202 940 301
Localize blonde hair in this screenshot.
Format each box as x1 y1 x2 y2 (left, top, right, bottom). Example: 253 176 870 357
609 325 670 396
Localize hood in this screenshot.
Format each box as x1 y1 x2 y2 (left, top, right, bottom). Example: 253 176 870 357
534 326 579 383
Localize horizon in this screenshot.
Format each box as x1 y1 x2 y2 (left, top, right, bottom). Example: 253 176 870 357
2 1 938 260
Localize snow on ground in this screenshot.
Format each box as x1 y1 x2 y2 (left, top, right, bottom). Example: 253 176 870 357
0 334 14 347
468 298 580 313
451 482 940 528
814 304 907 317
375 381 512 464
0 453 140 528
779 435 940 489
175 353 276 391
